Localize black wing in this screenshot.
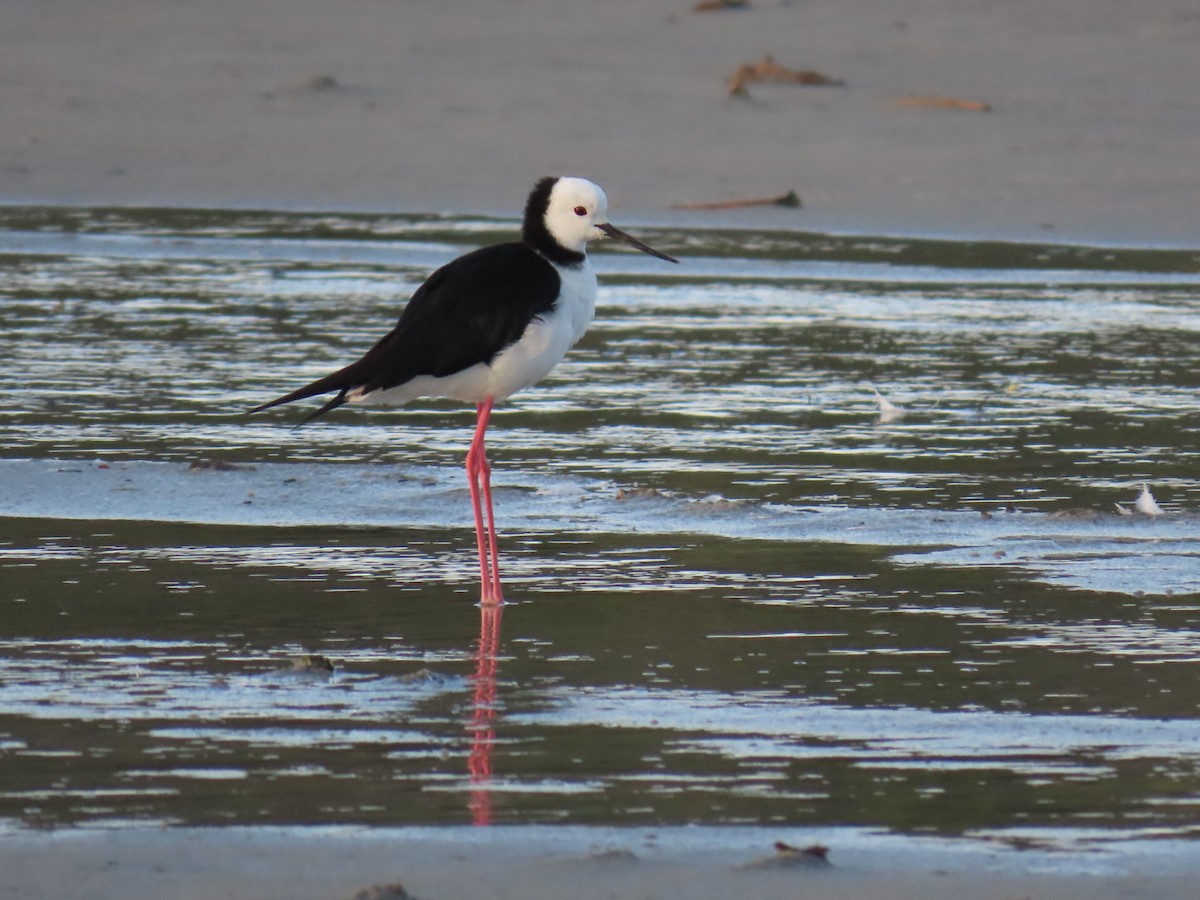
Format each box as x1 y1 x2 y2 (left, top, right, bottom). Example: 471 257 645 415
249 242 561 422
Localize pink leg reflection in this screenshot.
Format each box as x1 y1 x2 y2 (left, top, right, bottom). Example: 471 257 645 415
468 602 503 825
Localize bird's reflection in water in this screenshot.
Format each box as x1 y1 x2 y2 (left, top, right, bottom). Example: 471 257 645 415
468 603 504 825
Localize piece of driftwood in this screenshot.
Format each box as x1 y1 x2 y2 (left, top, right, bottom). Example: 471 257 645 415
728 54 844 95
346 883 414 900
739 841 832 870
671 190 801 211
896 95 992 112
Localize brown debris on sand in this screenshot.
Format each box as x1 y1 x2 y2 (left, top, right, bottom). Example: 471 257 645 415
897 95 993 112
728 54 844 95
346 884 414 900
694 0 751 10
187 458 252 472
582 848 640 862
263 73 370 100
671 190 801 210
739 841 832 870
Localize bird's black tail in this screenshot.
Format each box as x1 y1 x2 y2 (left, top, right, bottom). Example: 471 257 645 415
248 366 357 425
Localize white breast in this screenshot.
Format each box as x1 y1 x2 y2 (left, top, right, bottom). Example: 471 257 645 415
485 257 598 399
552 258 599 346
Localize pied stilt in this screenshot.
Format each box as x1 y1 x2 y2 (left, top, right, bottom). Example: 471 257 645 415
249 176 678 604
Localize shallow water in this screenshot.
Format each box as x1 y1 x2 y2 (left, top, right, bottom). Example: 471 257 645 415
1 207 1199 849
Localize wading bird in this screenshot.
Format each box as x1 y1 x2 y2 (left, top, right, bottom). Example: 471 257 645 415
250 176 678 604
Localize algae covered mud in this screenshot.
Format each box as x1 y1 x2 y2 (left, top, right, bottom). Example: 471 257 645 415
1 207 1199 849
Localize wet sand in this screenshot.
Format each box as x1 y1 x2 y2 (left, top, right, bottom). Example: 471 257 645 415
2 0 1199 245
4 826 1200 900
3 2 1200 897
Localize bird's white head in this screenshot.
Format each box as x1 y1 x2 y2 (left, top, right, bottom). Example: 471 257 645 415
522 176 678 266
543 176 610 254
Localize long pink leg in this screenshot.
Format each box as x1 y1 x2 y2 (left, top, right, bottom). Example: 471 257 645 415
465 402 493 601
465 421 490 597
465 396 503 604
477 435 503 603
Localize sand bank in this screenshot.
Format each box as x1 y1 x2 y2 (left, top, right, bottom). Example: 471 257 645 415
1 0 1199 245
4 825 1200 900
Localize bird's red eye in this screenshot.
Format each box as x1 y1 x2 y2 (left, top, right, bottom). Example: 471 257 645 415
573 206 588 216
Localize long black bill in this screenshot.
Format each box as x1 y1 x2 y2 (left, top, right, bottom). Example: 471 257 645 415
597 223 678 264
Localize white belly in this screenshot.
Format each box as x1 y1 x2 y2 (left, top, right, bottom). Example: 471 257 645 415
355 258 597 407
